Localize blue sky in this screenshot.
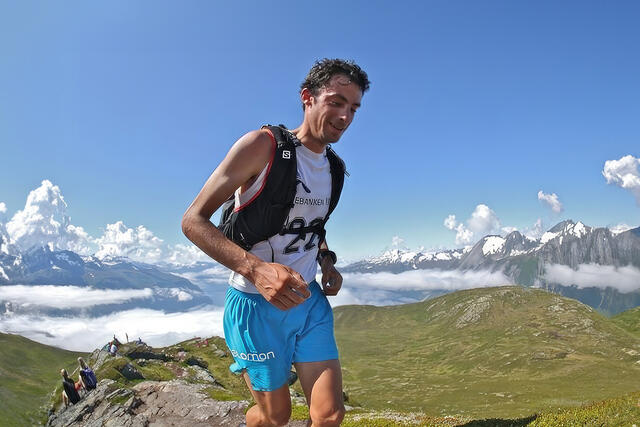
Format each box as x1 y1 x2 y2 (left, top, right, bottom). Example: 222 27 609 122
1 1 639 261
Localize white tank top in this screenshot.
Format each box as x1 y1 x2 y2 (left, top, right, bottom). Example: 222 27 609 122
229 140 331 293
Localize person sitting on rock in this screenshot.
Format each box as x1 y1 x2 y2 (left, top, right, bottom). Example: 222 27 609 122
74 376 84 396
109 341 118 356
78 357 98 391
60 369 81 407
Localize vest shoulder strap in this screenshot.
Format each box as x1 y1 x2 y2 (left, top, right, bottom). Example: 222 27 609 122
326 146 346 218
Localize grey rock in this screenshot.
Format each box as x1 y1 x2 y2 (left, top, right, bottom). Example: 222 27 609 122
213 349 227 358
185 356 208 369
125 344 170 362
120 363 145 380
47 379 250 427
188 365 218 384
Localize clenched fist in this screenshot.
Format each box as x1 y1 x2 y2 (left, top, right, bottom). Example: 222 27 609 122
251 262 310 310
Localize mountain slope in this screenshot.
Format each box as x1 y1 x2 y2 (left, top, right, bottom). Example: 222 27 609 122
334 286 640 419
0 333 84 425
612 306 640 338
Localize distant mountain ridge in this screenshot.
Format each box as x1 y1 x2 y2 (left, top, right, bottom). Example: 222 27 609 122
2 220 639 315
0 246 211 315
344 220 640 315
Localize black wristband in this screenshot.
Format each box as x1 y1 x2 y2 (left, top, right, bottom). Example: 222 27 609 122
317 249 337 265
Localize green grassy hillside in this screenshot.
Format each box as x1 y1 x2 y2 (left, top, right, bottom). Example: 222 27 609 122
0 333 84 425
334 286 640 419
612 306 640 338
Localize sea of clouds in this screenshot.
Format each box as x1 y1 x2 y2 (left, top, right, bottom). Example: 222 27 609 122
0 267 515 351
2 154 640 351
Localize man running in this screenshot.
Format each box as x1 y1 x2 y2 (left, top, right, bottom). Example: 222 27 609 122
182 59 369 427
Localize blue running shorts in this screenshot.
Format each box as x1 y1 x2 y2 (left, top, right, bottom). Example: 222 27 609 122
223 280 339 392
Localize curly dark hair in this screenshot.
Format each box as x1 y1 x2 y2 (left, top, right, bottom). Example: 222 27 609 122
300 59 370 109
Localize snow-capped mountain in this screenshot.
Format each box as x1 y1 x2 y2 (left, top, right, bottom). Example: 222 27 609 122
344 220 640 314
342 247 469 273
347 220 639 274
0 246 212 316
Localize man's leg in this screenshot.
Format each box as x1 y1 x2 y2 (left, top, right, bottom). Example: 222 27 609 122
243 372 292 427
294 360 345 427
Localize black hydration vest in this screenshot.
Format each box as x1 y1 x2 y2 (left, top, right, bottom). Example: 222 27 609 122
218 125 346 251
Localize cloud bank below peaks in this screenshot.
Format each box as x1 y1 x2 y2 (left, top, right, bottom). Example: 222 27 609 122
0 285 153 309
325 268 513 307
544 263 640 293
0 306 225 352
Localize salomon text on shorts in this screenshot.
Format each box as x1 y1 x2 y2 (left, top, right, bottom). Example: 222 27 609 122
223 280 338 391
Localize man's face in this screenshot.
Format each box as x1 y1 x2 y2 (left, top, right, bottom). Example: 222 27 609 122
303 74 363 144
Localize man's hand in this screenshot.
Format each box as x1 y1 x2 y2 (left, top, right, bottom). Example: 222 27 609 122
251 262 310 310
320 257 342 296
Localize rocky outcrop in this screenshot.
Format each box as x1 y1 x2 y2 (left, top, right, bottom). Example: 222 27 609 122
47 379 250 426
119 363 144 380
46 340 312 427
47 378 313 427
124 345 170 362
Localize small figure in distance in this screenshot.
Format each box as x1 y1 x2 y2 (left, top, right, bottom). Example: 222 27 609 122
78 357 98 391
60 369 81 407
109 341 117 356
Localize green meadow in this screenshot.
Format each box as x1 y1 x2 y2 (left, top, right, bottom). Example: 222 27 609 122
334 286 640 419
3 285 640 425
0 333 83 425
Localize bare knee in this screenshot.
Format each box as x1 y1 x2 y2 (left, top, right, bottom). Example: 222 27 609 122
310 404 345 427
263 406 291 426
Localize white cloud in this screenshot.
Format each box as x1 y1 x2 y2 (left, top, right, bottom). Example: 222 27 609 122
538 190 563 214
342 269 512 292
444 215 457 230
391 236 405 248
2 181 216 266
0 285 153 309
5 180 94 254
95 221 165 263
444 205 502 246
0 202 11 255
0 306 225 352
94 223 215 266
454 224 474 245
524 218 545 240
166 243 215 266
316 269 513 307
175 266 231 287
326 287 423 307
544 263 640 293
609 223 634 235
603 155 640 204
468 204 501 235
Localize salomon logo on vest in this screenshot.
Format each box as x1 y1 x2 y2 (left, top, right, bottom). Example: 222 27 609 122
231 349 276 361
282 150 291 159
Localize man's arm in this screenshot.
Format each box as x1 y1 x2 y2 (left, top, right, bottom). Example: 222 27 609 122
181 129 310 310
318 238 342 296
